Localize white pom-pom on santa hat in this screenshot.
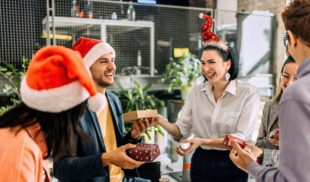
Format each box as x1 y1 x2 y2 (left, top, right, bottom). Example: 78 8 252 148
199 13 204 19
88 93 107 112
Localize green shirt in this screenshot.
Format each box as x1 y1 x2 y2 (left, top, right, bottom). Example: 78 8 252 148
270 117 279 132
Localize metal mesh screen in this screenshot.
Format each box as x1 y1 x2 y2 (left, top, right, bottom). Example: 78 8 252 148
0 1 275 76
0 0 46 70
48 0 212 75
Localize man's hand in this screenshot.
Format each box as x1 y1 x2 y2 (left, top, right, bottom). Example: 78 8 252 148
131 119 150 139
269 138 279 146
176 138 203 156
101 144 144 169
131 114 166 139
229 140 256 173
245 142 264 158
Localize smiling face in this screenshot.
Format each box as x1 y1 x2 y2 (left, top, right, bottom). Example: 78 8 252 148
281 62 298 91
89 53 116 88
200 49 231 83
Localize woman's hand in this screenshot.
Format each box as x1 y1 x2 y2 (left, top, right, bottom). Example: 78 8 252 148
142 115 164 127
229 140 256 173
175 138 204 156
269 138 279 146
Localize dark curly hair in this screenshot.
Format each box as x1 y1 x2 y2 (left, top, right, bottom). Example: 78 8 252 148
282 0 310 47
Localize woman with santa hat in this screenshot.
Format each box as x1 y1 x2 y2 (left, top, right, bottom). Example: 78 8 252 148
0 46 106 182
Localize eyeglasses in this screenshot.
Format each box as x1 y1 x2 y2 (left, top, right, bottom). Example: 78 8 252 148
281 73 296 83
283 31 295 49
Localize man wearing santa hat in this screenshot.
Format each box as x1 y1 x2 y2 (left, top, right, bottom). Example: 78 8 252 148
53 37 150 182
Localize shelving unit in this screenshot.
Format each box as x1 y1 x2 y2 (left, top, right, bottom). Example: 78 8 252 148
42 16 155 76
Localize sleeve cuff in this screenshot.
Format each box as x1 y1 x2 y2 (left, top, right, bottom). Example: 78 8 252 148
95 153 110 176
128 130 142 144
229 133 245 141
247 161 264 178
173 124 188 142
257 149 264 165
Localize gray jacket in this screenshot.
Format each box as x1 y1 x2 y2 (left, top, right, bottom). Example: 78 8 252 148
247 56 310 182
255 100 279 150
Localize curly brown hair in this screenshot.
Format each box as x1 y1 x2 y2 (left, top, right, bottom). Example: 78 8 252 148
282 0 310 46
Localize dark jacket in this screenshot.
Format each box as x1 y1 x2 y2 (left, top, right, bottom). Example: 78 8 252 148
53 90 140 182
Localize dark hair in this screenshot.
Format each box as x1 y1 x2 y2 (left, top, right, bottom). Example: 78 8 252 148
274 56 297 101
200 45 239 81
0 101 88 161
282 0 310 46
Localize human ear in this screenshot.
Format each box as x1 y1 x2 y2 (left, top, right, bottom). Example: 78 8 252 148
226 59 232 71
287 30 296 48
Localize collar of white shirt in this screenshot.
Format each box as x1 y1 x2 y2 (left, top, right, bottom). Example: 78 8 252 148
200 79 237 96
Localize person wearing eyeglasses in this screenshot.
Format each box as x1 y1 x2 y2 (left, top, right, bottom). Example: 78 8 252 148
254 55 297 167
229 0 310 181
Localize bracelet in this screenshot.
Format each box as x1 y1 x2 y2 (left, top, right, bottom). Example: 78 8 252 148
131 134 141 141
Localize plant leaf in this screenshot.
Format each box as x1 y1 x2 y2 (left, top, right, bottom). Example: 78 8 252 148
10 98 21 104
5 72 12 76
3 84 14 96
143 84 152 92
2 62 16 73
155 125 164 136
0 68 7 72
145 131 152 140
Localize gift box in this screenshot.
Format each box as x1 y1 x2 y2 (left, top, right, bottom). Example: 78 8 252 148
269 128 280 139
223 134 259 164
130 143 160 162
223 134 249 150
123 110 158 122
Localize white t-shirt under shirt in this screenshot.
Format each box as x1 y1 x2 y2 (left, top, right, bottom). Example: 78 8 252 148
175 79 260 150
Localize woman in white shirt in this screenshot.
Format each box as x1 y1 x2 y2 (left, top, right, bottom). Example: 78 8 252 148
148 14 260 182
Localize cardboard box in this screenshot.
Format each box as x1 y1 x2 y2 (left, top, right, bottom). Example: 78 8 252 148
130 143 160 162
223 134 258 164
123 110 158 122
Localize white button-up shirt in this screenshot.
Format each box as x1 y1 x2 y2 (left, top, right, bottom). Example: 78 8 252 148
175 79 260 150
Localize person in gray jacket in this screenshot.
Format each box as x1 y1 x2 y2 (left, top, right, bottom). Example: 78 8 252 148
254 56 297 167
229 1 310 181
256 56 297 149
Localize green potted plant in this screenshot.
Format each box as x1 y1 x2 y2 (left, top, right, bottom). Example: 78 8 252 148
114 79 165 140
162 52 202 100
0 57 29 115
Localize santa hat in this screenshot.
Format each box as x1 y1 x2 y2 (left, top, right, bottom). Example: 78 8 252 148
72 37 115 68
199 13 229 53
20 46 106 113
